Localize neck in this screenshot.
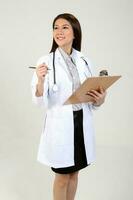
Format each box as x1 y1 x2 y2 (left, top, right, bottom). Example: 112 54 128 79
59 46 72 55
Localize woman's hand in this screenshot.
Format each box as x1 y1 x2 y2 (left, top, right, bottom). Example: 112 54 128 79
35 63 48 97
36 63 48 82
87 87 107 106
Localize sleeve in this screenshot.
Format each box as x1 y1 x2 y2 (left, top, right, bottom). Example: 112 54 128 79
90 103 100 110
30 56 49 109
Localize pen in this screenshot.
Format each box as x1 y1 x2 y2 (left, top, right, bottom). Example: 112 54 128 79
28 66 51 70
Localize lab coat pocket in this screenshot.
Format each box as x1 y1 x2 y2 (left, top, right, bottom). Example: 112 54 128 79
45 116 73 145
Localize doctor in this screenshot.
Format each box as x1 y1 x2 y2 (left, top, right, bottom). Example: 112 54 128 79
31 13 106 200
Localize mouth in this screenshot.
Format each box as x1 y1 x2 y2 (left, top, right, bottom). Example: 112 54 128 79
56 36 65 41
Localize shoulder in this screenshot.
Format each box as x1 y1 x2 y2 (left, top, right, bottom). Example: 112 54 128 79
36 52 53 65
72 48 83 57
72 48 92 67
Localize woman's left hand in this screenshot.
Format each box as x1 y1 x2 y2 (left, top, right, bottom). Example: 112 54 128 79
87 87 107 106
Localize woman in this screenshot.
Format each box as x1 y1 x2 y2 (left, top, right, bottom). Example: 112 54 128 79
31 13 106 200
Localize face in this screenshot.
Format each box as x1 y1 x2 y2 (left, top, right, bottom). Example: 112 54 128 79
53 18 74 51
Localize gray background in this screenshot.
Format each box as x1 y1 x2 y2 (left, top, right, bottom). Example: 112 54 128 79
0 0 133 199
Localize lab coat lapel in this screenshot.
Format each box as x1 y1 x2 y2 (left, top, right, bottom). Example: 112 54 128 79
71 49 85 84
55 48 72 81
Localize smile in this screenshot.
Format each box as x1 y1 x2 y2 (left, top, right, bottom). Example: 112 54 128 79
56 36 65 40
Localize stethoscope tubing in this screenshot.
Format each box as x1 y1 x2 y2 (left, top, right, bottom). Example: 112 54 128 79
52 51 92 92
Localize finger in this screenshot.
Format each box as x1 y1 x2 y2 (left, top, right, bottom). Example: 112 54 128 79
40 69 48 76
39 67 48 73
37 63 48 70
39 66 48 71
87 92 100 101
88 90 101 97
99 86 105 94
38 65 48 73
36 68 48 78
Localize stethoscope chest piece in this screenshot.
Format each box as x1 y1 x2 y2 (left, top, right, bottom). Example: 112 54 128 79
52 84 58 92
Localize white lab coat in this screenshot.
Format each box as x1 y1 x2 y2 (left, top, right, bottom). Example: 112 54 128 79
31 48 97 168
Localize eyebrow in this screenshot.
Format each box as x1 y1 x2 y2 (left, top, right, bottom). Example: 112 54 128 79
54 24 70 27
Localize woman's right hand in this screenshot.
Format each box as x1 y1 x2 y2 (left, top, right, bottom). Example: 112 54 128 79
35 63 48 97
36 63 48 82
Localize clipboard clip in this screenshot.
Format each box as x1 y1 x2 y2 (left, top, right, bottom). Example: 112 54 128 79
99 70 108 76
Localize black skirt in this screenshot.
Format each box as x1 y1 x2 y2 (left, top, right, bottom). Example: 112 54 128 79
51 109 89 174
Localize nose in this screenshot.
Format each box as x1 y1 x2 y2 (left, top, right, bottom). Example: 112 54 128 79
57 28 64 35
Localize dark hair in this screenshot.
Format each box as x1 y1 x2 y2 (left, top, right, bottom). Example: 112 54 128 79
50 13 82 52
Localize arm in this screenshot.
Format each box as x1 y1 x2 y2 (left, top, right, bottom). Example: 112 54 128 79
35 63 48 97
31 62 49 108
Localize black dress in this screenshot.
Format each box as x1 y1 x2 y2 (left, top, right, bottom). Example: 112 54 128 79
51 109 89 174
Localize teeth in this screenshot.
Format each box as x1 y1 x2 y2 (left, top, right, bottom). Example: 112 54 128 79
57 37 64 40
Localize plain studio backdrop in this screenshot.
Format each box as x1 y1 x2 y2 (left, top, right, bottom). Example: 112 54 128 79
0 0 133 199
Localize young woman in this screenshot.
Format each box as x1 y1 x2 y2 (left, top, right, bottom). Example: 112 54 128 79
31 13 106 200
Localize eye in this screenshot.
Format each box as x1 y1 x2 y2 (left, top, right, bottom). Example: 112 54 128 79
53 26 58 30
63 26 69 29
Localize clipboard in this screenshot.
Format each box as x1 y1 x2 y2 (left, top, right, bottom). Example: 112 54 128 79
64 75 121 105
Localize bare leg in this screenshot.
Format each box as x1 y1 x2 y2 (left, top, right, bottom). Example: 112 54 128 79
66 171 79 200
53 173 70 200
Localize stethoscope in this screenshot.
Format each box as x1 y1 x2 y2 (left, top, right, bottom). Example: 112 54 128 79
52 51 58 92
52 51 92 92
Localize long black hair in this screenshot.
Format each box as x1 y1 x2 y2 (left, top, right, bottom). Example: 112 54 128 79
50 13 82 52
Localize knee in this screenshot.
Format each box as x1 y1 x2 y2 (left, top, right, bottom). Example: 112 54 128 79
55 174 70 188
70 172 79 182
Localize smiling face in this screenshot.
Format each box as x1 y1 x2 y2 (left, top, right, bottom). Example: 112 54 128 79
53 18 74 54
